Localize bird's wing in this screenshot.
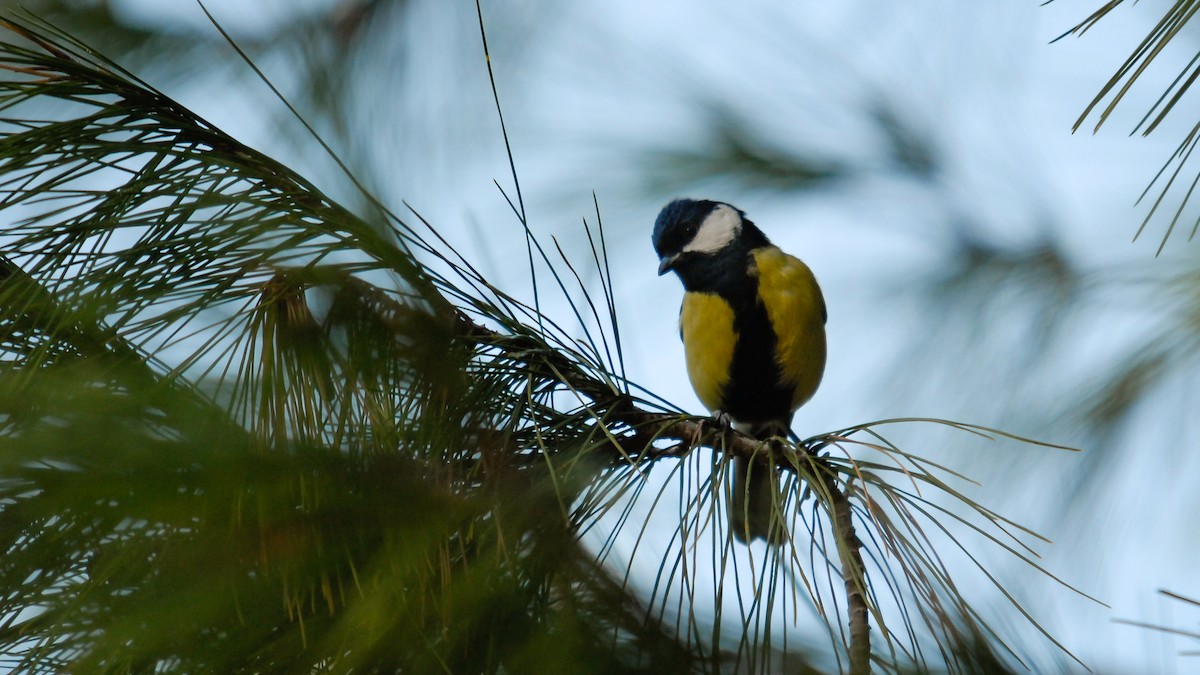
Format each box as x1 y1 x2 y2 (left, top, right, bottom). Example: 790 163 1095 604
752 246 827 410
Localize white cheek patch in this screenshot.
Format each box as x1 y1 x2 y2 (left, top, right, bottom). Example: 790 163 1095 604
683 204 742 254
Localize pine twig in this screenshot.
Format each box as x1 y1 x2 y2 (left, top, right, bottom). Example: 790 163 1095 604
827 473 870 674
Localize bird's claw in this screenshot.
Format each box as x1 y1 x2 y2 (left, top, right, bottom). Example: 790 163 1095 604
696 410 734 442
710 410 733 429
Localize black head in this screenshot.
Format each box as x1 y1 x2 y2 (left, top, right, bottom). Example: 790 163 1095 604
652 198 767 278
652 199 721 262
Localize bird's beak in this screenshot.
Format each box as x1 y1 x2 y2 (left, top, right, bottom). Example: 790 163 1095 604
657 254 680 276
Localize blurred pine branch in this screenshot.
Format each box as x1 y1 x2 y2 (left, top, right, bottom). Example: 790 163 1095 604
0 11 1088 674
0 13 698 673
1115 590 1200 658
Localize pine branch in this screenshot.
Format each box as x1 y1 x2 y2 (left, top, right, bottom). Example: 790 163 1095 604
0 11 1094 673
828 475 870 674
1055 0 1200 251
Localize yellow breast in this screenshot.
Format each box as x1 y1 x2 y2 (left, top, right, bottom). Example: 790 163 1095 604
680 292 737 413
752 246 827 409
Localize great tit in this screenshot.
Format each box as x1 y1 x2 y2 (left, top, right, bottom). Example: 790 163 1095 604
653 198 827 544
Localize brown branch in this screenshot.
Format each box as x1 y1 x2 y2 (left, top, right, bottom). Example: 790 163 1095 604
825 472 870 674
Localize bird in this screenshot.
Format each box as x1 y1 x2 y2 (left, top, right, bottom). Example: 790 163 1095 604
652 198 826 544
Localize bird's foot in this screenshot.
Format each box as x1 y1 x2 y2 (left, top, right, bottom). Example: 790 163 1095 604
697 410 734 442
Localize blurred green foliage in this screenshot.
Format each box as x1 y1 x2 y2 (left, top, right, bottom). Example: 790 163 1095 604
0 14 703 672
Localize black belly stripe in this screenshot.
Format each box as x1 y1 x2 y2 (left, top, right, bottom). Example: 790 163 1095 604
719 279 794 427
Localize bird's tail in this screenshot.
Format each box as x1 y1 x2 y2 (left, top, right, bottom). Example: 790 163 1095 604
730 444 788 546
